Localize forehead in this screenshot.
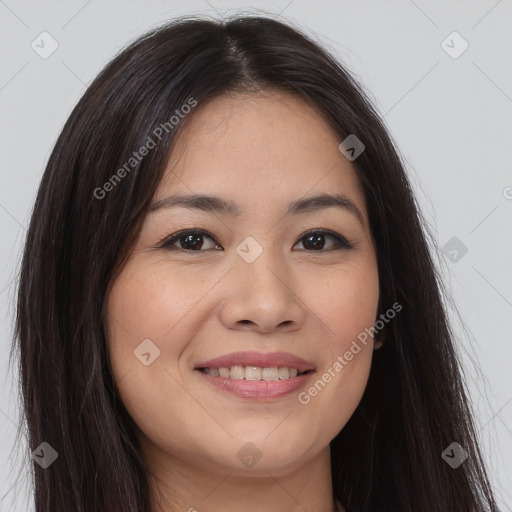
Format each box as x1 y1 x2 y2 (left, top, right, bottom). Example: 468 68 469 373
155 91 367 222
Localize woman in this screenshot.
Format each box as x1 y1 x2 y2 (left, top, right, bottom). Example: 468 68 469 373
11 14 500 512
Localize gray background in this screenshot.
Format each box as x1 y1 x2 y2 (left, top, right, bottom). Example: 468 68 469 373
1 1 511 510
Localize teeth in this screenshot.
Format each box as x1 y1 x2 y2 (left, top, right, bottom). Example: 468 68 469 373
203 366 304 380
245 366 262 380
278 366 290 379
230 365 244 380
262 367 279 381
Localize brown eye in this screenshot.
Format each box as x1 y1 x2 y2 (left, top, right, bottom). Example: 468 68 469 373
160 229 221 251
294 230 354 251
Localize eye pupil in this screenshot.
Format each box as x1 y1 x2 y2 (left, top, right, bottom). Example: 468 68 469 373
182 234 203 250
304 233 325 250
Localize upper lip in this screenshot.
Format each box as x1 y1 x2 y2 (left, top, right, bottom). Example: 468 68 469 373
195 351 316 373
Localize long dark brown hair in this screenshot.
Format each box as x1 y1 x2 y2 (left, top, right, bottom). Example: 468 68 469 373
8 13 500 511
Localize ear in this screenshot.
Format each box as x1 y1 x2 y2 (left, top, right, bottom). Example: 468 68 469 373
373 325 384 349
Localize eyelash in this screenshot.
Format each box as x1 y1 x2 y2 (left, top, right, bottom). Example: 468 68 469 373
158 228 355 253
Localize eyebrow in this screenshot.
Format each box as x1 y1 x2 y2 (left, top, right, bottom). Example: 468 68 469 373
149 193 364 225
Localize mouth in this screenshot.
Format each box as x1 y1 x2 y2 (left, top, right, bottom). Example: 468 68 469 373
194 351 316 400
197 366 313 380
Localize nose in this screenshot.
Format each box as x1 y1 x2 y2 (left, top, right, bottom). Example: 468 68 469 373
217 250 306 334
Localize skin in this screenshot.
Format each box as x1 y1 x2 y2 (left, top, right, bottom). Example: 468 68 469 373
106 90 381 512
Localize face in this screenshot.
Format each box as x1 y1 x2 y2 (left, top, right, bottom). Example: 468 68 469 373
106 91 380 480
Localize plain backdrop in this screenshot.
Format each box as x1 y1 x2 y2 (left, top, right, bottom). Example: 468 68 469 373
1 1 511 510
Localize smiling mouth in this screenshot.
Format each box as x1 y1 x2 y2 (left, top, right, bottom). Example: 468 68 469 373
197 366 313 380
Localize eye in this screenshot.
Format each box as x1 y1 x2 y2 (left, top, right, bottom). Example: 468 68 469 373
159 229 221 251
293 229 355 251
159 228 354 252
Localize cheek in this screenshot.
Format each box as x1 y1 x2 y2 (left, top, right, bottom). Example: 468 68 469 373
106 261 206 349
297 259 379 425
104 262 199 401
104 262 203 443
310 260 379 347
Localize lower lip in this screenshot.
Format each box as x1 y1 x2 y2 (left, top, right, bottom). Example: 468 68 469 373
195 370 315 400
